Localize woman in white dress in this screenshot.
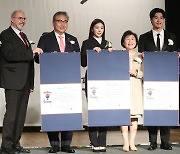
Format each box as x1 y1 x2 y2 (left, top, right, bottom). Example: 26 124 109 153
120 30 143 152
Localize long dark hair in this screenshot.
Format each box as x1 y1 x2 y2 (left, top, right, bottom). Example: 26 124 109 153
88 18 105 40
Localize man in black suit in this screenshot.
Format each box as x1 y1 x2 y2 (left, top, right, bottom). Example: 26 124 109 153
0 10 43 154
35 11 80 153
138 8 177 151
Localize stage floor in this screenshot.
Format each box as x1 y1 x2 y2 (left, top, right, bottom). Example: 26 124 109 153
0 128 180 153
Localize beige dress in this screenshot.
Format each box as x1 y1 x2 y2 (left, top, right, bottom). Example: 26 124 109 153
129 51 143 117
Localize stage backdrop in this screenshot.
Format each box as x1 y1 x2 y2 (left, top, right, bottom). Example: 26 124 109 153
0 0 165 126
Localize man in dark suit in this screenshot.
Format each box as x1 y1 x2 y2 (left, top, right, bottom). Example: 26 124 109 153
35 11 80 153
0 10 43 154
138 8 177 151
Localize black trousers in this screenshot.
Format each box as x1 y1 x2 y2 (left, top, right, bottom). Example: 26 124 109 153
147 126 170 144
1 83 30 149
84 72 107 147
47 131 73 147
88 127 107 147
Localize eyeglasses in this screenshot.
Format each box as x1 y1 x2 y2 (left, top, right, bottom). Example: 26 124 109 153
13 17 26 21
54 20 68 24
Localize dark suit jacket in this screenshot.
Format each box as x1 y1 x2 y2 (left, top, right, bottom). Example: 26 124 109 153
81 37 109 67
138 30 177 52
138 30 177 142
35 31 80 63
0 27 34 90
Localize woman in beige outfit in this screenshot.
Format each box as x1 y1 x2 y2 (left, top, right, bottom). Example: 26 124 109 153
120 30 143 152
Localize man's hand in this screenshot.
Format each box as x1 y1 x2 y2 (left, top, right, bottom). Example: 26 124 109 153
178 52 180 58
33 48 43 55
30 88 34 93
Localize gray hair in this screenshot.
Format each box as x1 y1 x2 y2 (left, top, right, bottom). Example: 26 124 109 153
11 10 25 18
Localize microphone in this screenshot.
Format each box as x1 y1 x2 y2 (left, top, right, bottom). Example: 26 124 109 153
80 0 88 4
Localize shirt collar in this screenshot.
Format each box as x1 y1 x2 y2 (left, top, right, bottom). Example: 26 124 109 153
152 29 164 37
54 31 65 38
93 36 102 44
11 26 21 36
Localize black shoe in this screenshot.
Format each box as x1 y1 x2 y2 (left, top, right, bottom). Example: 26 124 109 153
1 147 19 154
14 146 30 153
148 143 157 150
160 143 172 150
48 146 60 153
61 146 75 153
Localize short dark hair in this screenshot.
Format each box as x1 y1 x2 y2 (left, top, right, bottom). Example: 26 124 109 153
149 8 165 19
121 30 138 48
53 11 69 21
88 18 105 40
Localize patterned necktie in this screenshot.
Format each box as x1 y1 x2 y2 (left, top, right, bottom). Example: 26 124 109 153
59 35 65 52
157 33 160 51
19 32 28 48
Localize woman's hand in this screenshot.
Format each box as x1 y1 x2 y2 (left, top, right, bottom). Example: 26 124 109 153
93 47 101 53
141 52 144 58
129 68 138 77
108 47 114 52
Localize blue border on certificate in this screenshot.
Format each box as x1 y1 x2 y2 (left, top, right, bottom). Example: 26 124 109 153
88 110 130 126
144 52 178 81
144 110 179 126
40 53 81 84
88 50 129 80
41 114 83 131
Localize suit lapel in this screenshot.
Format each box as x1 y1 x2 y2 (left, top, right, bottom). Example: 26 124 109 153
162 31 168 51
91 37 100 46
9 27 27 48
148 30 161 51
51 31 61 52
101 40 107 48
149 31 158 49
91 37 106 49
23 33 31 49
65 33 70 52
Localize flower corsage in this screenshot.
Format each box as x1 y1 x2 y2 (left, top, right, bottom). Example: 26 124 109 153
168 39 174 46
105 41 112 49
134 57 142 64
68 38 76 45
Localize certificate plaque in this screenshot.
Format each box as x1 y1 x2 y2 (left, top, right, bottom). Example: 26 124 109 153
87 50 130 126
143 52 179 126
40 53 83 131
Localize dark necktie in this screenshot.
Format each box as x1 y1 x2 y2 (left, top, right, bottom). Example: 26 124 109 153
19 32 28 48
157 33 160 51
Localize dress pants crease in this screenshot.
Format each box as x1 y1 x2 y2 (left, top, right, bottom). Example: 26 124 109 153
1 80 30 149
88 127 107 147
148 126 170 144
48 131 73 147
